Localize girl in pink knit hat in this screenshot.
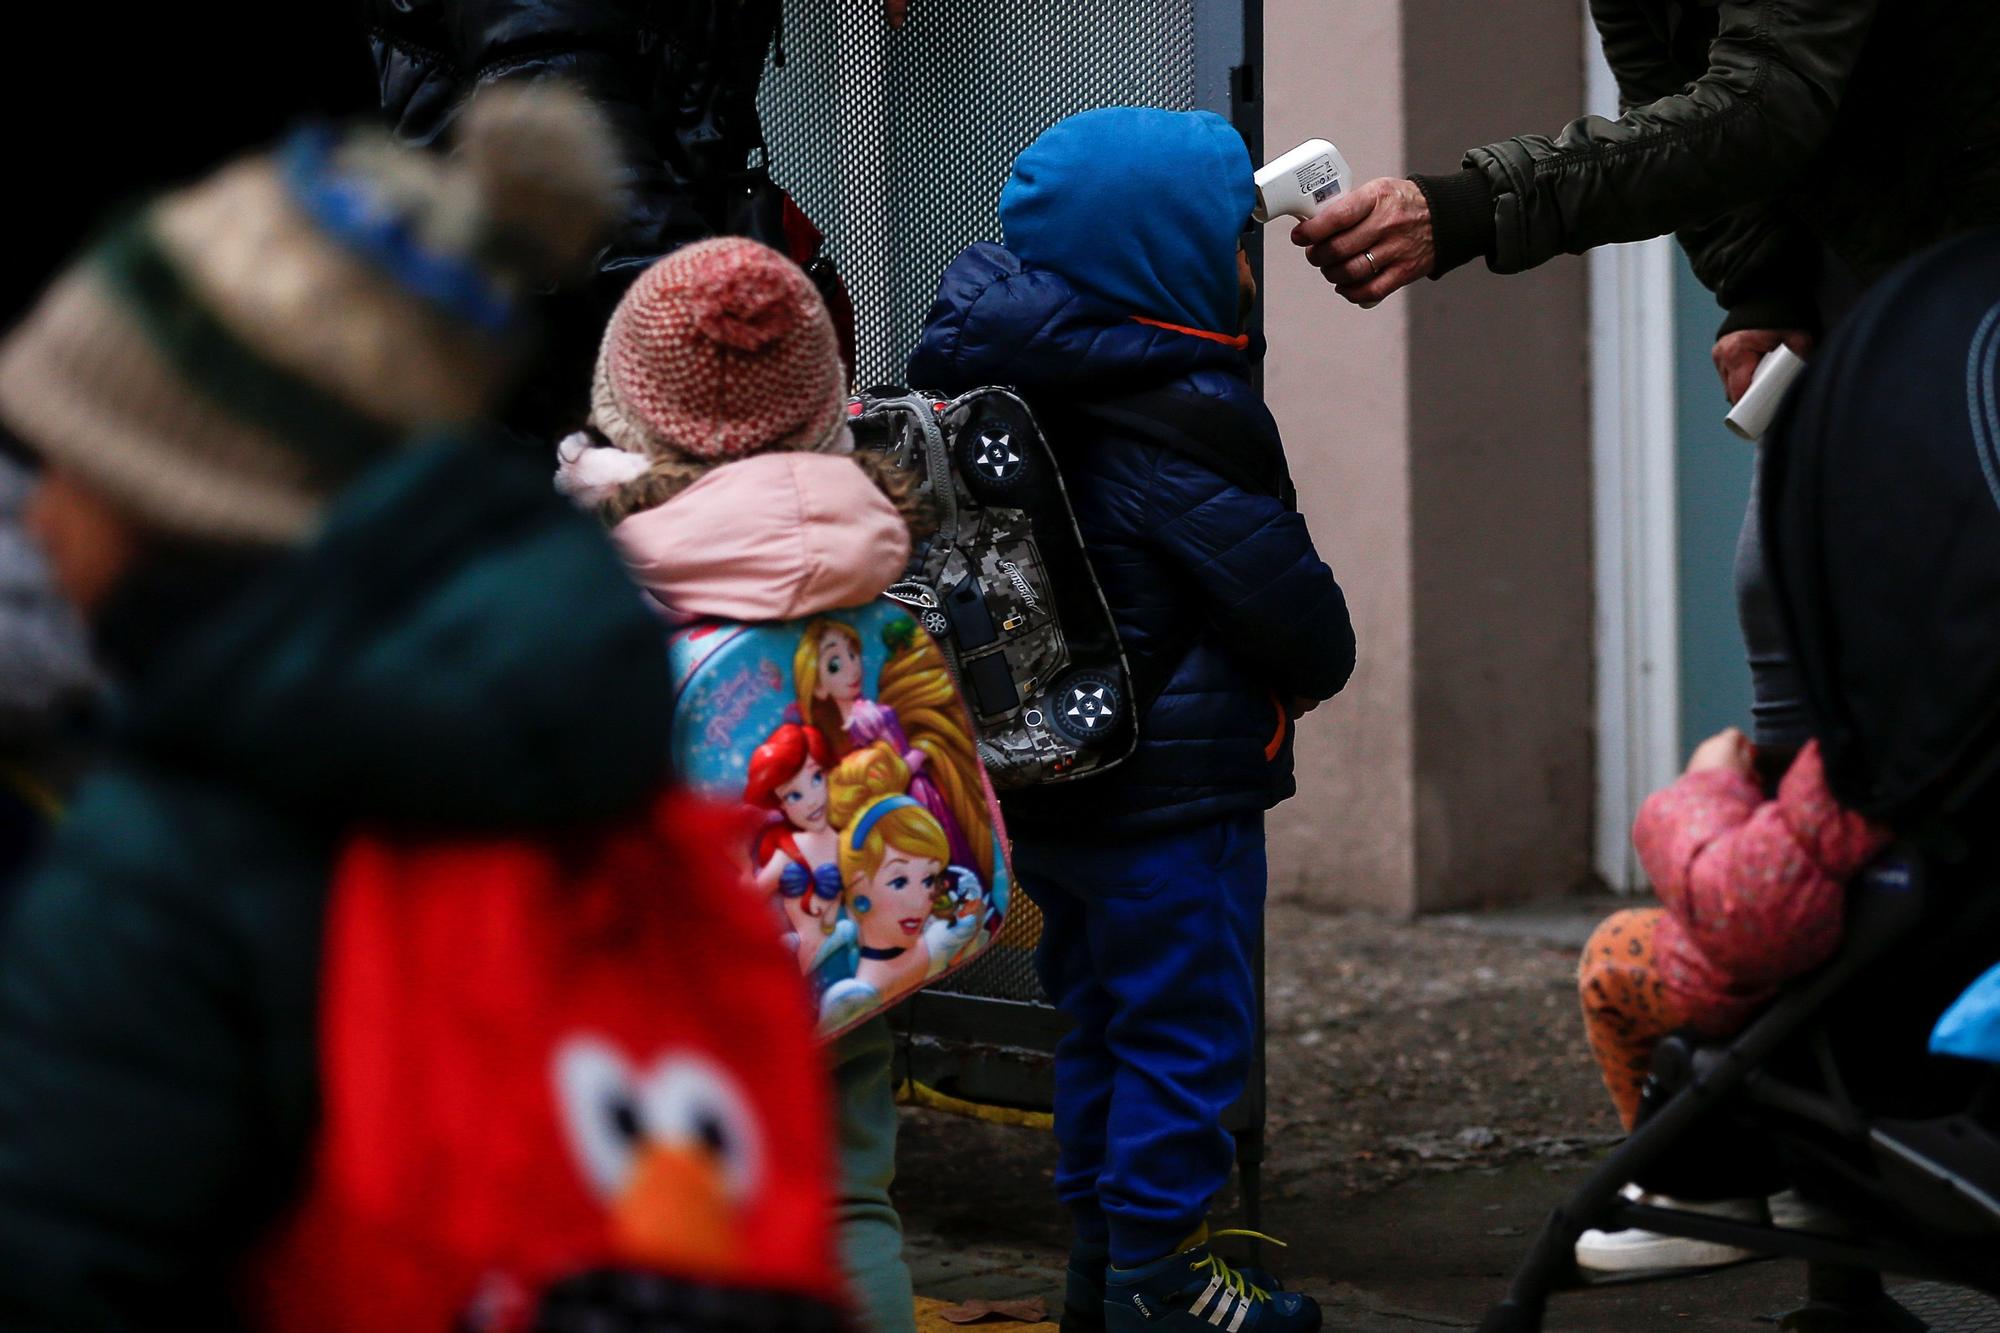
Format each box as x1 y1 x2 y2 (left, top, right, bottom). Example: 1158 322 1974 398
556 236 934 1333
555 235 917 520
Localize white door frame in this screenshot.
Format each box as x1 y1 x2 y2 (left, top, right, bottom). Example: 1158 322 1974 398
1586 24 1681 890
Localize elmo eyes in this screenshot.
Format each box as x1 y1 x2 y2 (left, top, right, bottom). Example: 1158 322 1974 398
554 1037 767 1205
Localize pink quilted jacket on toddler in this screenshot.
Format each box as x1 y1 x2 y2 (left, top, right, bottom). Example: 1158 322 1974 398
1633 741 1893 1034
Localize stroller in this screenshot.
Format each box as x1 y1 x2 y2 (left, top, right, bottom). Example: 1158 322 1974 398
1484 229 2000 1332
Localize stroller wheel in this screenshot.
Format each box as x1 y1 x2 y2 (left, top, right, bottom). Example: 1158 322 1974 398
1477 1301 1544 1333
1782 1262 1931 1332
1779 1297 1927 1332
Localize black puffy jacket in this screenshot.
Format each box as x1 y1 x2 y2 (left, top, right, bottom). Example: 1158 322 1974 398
1415 0 2000 335
369 0 777 281
367 0 781 429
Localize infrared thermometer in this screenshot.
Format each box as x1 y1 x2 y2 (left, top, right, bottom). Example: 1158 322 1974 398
1254 139 1353 223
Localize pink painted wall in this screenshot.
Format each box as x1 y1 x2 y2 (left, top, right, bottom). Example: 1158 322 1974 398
1263 0 1416 913
1261 1 1596 913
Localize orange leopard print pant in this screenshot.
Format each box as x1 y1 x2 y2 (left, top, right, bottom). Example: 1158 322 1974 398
1578 908 1694 1129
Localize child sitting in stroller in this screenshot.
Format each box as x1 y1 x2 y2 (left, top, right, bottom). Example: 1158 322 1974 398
1573 225 2000 1277
1574 729 1890 1273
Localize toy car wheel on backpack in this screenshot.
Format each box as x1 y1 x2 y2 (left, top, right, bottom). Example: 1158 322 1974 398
954 420 1038 502
1046 669 1124 747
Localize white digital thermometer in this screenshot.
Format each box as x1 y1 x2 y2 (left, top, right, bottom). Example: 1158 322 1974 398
1254 138 1353 223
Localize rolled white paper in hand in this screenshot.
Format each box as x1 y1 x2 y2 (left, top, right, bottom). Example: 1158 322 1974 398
1724 343 1807 442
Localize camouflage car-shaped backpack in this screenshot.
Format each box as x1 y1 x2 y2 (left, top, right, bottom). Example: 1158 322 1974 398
851 384 1294 791
849 388 1134 789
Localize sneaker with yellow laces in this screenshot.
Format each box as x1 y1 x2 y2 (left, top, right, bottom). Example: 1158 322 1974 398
1103 1229 1319 1333
1068 1234 1288 1333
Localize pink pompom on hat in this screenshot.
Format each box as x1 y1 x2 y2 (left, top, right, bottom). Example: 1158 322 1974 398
588 237 847 465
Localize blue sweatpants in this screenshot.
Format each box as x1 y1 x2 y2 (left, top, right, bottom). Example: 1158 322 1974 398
1013 813 1265 1269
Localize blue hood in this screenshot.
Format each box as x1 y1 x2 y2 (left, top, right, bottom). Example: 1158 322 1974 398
999 107 1253 336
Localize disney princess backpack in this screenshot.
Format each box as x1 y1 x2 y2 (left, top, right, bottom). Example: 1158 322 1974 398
665 601 1011 1037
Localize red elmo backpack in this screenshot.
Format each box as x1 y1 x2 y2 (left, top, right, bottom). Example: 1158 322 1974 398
243 791 846 1332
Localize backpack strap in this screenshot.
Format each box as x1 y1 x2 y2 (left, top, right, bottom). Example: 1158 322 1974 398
861 391 961 542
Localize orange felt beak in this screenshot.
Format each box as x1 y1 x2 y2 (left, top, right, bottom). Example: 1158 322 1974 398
611 1143 745 1279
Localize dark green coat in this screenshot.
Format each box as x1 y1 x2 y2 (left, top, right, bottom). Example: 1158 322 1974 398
0 438 672 1330
1416 0 2000 334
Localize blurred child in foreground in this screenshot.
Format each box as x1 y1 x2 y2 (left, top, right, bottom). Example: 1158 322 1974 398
0 89 844 1330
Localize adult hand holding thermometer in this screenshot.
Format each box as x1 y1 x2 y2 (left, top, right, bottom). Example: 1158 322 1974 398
1254 139 1386 306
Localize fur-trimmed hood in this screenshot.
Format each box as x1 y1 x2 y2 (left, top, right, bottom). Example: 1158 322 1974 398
610 451 911 622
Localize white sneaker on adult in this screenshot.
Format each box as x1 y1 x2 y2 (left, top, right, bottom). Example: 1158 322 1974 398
1574 1185 1767 1276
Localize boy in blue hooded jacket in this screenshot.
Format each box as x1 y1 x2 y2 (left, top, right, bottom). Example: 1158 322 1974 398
910 108 1355 1333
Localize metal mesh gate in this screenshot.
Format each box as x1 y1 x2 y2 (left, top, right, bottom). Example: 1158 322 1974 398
757 0 1257 1017
758 1 1204 390
756 2 1263 1193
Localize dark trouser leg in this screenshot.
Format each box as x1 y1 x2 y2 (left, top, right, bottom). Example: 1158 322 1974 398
1736 450 1813 756
1016 848 1115 1246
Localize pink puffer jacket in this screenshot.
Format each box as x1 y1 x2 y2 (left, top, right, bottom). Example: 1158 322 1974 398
1633 741 1893 1034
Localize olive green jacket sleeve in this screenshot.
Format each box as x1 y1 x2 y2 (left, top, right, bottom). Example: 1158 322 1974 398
1676 206 1825 336
1414 0 1879 319
1587 0 1822 334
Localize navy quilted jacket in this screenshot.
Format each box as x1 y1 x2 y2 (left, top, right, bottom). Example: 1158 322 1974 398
908 243 1355 835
